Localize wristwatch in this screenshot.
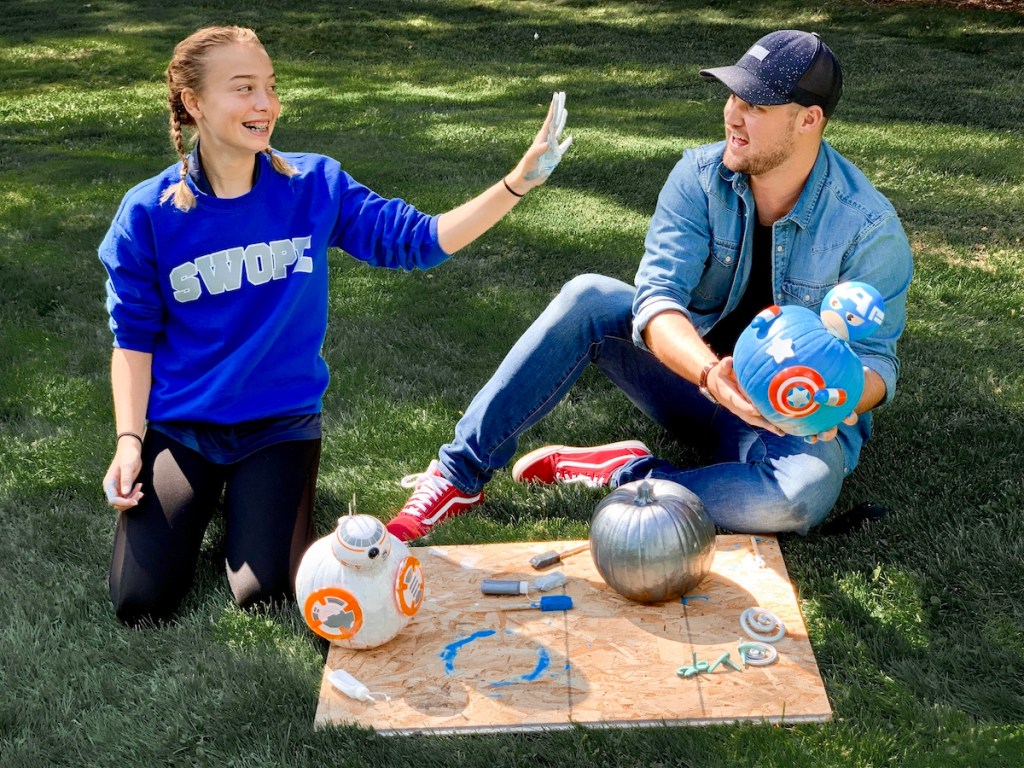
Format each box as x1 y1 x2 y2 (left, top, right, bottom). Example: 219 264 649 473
698 360 720 405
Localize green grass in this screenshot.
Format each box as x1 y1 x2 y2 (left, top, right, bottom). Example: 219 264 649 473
2 0 1023 765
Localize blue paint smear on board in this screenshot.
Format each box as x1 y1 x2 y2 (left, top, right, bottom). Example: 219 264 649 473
439 629 496 674
488 647 551 688
440 628 562 688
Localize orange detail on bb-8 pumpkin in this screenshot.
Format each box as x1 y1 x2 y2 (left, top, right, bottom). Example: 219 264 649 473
303 587 364 641
395 556 424 617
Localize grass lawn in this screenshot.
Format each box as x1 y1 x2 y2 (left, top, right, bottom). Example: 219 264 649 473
1 0 1022 765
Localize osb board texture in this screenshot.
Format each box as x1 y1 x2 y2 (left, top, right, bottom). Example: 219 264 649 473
315 535 831 734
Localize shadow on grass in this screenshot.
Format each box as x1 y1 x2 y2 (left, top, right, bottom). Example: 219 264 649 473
4 0 1023 117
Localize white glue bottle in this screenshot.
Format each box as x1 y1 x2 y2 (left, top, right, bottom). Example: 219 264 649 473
328 669 382 703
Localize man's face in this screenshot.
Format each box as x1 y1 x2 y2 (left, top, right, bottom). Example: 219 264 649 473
721 94 802 177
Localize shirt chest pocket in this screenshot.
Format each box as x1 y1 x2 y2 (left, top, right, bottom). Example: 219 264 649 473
780 278 830 310
693 237 740 307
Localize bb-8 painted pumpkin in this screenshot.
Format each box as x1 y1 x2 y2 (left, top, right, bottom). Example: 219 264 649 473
295 514 424 649
732 282 885 437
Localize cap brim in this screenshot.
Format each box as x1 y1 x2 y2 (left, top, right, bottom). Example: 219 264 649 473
700 65 790 106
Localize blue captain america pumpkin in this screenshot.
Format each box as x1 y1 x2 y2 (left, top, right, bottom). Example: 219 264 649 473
732 282 885 437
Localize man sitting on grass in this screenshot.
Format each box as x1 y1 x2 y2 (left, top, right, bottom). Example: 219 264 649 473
386 29 913 541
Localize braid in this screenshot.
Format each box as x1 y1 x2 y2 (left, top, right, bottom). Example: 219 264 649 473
159 105 197 211
265 147 298 177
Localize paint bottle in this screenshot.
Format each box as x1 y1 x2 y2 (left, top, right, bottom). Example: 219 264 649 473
480 579 529 595
328 669 375 702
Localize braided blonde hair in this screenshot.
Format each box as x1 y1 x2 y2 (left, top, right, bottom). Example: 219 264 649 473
159 26 297 211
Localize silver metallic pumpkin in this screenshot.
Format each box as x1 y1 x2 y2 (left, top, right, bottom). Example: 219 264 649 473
589 479 715 603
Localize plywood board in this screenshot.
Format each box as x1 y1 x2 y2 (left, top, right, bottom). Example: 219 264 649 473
314 535 831 734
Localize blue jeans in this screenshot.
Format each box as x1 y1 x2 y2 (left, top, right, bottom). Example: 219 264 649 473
438 274 847 534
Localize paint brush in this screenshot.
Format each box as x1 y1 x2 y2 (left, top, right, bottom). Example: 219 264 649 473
529 543 589 570
499 595 574 612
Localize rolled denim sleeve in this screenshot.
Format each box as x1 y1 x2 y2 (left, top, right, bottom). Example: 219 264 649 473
841 213 914 405
632 152 711 350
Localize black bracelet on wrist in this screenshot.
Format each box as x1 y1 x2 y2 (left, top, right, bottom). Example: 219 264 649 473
502 177 525 198
117 431 143 445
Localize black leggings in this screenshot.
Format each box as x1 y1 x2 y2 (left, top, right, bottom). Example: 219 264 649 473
109 429 321 626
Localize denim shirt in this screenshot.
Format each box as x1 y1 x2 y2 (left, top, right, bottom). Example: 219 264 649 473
632 140 913 472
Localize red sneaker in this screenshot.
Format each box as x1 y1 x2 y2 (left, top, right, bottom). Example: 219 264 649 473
511 440 651 488
385 460 483 542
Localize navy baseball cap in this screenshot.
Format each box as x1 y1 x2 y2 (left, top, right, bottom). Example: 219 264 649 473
700 30 843 118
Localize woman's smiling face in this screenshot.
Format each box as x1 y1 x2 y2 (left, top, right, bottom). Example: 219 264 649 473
184 42 280 160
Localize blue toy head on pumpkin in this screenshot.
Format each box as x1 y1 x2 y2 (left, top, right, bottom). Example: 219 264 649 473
820 282 885 341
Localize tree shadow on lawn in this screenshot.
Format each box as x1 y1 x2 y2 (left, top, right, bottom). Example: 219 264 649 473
5 0 1022 130
5 0 1022 253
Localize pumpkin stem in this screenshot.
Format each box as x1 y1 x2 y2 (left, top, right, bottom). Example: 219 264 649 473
634 481 655 506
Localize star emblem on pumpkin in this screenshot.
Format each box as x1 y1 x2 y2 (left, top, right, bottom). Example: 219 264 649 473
786 387 812 409
765 335 796 364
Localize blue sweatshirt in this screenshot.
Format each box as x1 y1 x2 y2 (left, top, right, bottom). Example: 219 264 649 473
99 151 450 424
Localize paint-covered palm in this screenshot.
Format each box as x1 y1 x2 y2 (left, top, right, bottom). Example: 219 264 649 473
526 91 573 181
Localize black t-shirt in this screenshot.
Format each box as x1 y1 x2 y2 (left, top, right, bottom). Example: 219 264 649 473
702 220 773 357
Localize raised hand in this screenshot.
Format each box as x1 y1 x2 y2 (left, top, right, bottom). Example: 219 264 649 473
505 92 574 194
528 91 573 180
